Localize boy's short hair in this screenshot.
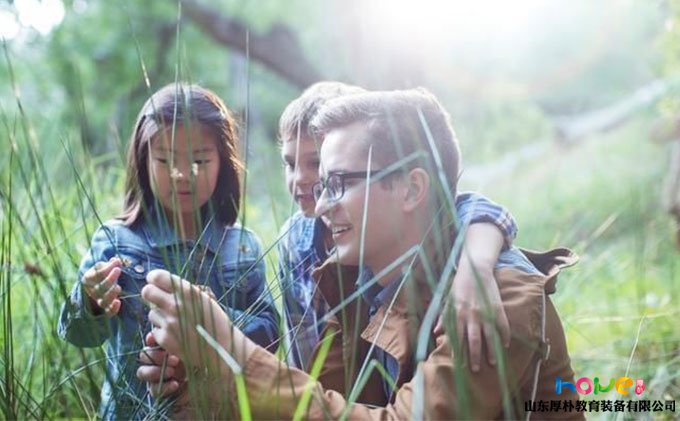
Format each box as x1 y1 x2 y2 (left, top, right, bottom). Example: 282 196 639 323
278 81 366 143
310 88 461 200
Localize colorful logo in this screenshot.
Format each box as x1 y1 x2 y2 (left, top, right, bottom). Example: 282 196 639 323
556 377 645 396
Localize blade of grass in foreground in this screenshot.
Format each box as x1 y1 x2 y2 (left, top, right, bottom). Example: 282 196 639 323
196 324 251 420
292 327 334 421
1 111 16 420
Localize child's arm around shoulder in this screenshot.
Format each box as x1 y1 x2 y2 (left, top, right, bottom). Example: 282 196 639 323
435 192 517 371
57 222 123 347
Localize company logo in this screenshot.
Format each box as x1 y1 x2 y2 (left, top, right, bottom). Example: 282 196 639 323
556 377 645 396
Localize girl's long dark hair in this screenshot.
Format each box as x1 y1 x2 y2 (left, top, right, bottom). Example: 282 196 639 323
118 83 242 227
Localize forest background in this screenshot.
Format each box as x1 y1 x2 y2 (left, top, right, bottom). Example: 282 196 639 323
1 0 679 419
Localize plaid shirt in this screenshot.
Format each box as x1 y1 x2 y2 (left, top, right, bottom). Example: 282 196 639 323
277 191 517 370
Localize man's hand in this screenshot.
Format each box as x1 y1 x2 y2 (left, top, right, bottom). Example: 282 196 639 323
141 269 257 372
142 269 223 367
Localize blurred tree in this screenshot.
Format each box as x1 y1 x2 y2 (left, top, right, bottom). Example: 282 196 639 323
177 0 321 89
656 0 680 248
659 0 680 113
0 0 670 161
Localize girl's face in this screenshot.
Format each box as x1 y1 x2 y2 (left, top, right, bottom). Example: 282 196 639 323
148 123 221 222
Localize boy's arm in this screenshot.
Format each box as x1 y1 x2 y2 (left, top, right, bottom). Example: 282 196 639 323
275 221 303 367
455 192 517 248
437 192 517 371
435 223 510 371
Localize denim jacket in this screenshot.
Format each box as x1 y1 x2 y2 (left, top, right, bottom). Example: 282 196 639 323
58 213 278 420
278 191 518 371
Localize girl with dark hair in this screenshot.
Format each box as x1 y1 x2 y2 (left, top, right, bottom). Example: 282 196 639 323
58 83 278 420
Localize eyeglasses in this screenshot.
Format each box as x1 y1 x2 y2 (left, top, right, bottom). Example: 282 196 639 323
312 169 400 203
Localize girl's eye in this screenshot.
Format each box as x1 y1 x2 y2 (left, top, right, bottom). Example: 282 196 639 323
194 159 210 165
156 158 168 164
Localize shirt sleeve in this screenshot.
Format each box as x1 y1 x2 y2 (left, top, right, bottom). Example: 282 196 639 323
276 217 294 304
276 218 301 366
57 225 116 347
228 232 280 351
455 191 518 249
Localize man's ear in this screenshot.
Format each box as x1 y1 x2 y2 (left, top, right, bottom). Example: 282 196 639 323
403 168 430 212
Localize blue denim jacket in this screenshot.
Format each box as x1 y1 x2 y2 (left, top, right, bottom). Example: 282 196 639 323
278 191 518 370
58 213 278 420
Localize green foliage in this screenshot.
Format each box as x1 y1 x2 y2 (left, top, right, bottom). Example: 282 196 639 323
1 0 678 418
480 117 680 406
658 0 680 114
452 98 552 164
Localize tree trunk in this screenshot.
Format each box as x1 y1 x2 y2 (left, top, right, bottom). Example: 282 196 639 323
177 0 322 89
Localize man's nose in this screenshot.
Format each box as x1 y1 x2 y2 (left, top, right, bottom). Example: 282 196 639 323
314 188 334 217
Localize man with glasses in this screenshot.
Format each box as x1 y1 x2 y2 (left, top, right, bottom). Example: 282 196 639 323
277 82 519 374
137 88 581 419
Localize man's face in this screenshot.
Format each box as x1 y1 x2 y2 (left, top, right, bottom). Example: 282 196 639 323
281 135 321 217
148 124 220 222
315 122 404 272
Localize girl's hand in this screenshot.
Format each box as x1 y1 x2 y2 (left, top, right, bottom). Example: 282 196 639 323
137 332 193 418
137 332 186 398
82 257 123 317
197 284 217 300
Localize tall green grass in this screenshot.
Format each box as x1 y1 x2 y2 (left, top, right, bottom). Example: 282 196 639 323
463 117 680 418
2 21 679 421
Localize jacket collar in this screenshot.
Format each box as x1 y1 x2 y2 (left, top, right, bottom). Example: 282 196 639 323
312 256 432 382
312 217 330 262
140 205 227 253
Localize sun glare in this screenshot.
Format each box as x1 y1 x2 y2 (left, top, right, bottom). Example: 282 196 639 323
363 0 545 48
0 10 20 40
2 0 65 40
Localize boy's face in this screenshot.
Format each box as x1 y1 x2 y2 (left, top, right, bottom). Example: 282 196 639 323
315 122 404 272
281 135 321 217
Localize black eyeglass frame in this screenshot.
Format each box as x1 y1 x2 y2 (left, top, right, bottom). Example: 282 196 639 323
312 168 402 203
